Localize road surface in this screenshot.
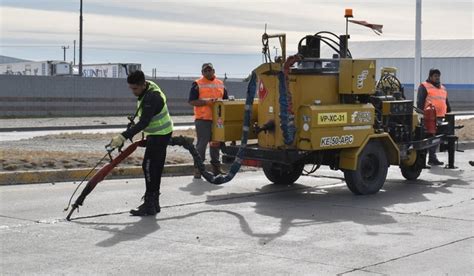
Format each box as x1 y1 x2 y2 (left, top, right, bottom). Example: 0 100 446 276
1 151 473 275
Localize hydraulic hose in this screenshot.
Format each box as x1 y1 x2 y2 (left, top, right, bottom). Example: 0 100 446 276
278 71 296 145
174 71 258 185
278 55 300 145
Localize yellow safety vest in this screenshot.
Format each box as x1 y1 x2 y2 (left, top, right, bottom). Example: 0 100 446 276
194 77 225 120
137 81 173 135
422 82 448 117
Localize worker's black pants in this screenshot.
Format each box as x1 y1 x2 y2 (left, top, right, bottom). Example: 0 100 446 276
142 133 172 194
428 118 445 161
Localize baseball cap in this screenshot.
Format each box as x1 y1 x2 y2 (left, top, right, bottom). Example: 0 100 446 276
429 68 441 77
202 63 214 70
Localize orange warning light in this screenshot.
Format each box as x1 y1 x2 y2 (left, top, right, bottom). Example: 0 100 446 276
345 9 353 18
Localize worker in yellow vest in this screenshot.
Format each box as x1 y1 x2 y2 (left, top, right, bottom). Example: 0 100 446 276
188 63 228 178
110 70 173 216
417 68 451 166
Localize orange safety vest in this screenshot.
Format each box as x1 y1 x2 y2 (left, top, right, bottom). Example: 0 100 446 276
422 82 448 117
194 77 225 120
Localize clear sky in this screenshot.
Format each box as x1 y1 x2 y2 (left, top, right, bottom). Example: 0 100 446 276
1 0 473 78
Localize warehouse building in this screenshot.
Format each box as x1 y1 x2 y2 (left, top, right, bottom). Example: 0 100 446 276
346 39 474 110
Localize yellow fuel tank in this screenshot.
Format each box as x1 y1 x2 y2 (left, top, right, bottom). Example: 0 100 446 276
212 99 258 142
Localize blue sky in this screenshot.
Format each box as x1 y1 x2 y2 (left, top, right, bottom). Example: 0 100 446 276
1 0 472 78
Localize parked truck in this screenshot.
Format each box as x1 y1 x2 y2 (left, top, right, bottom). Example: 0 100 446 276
0 61 71 76
75 63 141 78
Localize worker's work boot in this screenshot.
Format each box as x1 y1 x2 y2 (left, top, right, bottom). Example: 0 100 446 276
130 192 159 216
428 158 444 166
194 168 201 179
211 164 224 176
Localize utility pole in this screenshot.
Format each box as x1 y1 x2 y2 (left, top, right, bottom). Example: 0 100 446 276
61 45 69 61
73 40 76 65
414 0 422 103
79 0 83 76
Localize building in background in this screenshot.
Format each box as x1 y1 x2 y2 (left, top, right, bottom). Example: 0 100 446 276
0 55 31 64
0 56 141 79
342 39 474 109
73 63 141 78
0 60 72 76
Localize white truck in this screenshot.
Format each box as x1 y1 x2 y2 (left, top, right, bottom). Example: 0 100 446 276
0 61 71 76
76 63 141 78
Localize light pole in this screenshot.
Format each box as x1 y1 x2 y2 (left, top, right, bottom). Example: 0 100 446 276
79 0 83 76
414 0 422 102
61 45 69 61
73 40 76 65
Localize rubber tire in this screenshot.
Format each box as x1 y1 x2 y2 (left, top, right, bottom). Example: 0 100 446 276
400 151 424 180
400 165 422 180
263 162 304 185
344 141 388 195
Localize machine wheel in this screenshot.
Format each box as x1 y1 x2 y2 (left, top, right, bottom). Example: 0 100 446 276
400 150 425 180
344 141 388 195
262 162 304 185
400 165 422 180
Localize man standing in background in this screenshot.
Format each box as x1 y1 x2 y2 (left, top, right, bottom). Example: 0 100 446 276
417 68 451 166
188 63 228 179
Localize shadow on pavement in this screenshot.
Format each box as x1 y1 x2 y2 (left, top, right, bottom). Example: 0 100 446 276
73 216 160 247
71 165 469 247
179 178 223 196
421 165 471 186
167 176 459 245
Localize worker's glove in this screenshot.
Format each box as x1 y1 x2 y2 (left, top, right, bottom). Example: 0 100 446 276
110 134 126 149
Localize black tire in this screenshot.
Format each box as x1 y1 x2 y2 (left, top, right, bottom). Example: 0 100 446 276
262 162 304 185
400 151 425 180
400 165 422 180
344 141 388 195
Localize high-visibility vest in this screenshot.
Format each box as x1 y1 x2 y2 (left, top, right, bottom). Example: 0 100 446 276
194 77 225 120
137 80 173 136
422 82 448 117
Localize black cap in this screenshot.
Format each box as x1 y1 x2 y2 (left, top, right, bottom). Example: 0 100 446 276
202 63 214 70
429 68 441 77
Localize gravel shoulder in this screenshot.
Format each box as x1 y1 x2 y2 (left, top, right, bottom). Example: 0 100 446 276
1 129 196 172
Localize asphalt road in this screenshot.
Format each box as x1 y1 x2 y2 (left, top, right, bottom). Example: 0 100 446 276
1 151 473 275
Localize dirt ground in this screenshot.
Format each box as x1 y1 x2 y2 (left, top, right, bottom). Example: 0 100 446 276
453 118 474 141
1 119 473 172
1 129 196 172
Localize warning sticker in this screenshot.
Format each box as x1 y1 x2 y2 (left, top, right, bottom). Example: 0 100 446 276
258 80 268 101
351 111 372 124
216 117 224 128
317 112 347 125
320 135 354 147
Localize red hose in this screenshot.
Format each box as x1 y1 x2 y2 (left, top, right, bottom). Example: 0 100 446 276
66 140 145 220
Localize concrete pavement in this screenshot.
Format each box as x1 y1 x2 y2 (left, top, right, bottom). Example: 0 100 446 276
0 150 473 275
